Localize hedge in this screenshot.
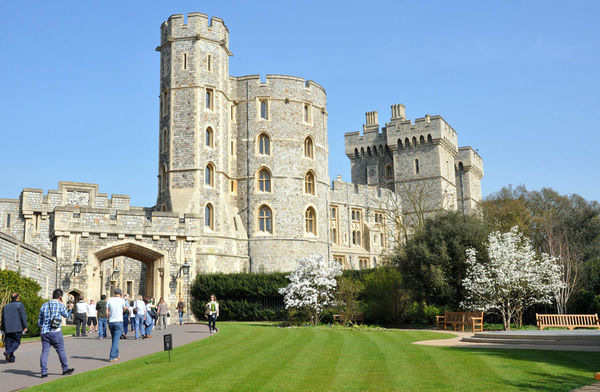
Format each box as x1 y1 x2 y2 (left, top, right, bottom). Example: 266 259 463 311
0 270 46 337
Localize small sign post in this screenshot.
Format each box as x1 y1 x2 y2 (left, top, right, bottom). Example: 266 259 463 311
163 333 173 362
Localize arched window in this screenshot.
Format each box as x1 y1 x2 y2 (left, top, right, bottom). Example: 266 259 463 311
258 133 270 155
404 138 410 147
206 127 213 148
415 159 420 175
258 205 273 233
412 136 417 146
305 171 315 195
206 89 213 110
161 205 166 212
367 146 372 156
160 165 167 191
258 168 271 192
305 207 316 234
205 163 214 187
361 147 365 156
304 137 314 159
260 100 268 119
205 204 214 229
419 135 425 145
385 165 393 179
427 134 433 144
304 104 310 123
354 148 359 158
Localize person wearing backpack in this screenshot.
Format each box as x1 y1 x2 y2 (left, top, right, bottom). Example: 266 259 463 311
37 289 75 378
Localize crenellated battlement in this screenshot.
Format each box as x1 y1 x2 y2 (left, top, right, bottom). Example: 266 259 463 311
232 74 327 107
160 13 229 49
456 147 484 178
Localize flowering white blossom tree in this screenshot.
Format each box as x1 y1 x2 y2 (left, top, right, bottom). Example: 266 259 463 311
461 226 564 330
279 254 342 325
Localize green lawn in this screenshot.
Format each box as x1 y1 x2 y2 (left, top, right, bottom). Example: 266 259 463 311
26 323 600 392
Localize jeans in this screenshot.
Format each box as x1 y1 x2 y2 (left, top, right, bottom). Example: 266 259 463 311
144 318 154 336
75 313 87 336
178 311 184 325
158 315 167 330
208 314 217 332
134 314 145 339
108 321 123 360
98 318 108 338
4 331 22 361
122 314 129 335
40 331 69 375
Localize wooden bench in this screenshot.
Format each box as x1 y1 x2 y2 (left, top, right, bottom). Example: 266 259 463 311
333 312 365 325
536 313 600 330
436 311 483 332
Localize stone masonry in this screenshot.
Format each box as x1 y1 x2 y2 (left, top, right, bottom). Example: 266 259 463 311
0 13 482 314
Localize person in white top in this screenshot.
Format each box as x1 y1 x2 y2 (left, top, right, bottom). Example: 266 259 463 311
106 288 128 362
75 298 88 337
127 299 136 336
133 295 146 340
86 299 98 334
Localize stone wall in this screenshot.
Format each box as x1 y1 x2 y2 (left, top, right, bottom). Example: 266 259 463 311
0 231 56 298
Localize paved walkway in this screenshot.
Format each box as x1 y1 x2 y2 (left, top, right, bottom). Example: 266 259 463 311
0 323 211 391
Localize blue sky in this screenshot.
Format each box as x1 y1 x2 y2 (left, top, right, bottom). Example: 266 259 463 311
1 1 598 206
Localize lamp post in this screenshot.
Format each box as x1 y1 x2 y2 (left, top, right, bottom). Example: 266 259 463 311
56 257 84 288
183 258 190 323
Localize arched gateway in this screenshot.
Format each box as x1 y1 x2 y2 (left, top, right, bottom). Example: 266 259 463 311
89 241 166 300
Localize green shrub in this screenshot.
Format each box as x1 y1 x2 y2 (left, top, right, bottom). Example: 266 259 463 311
190 272 288 321
361 267 410 325
0 270 46 337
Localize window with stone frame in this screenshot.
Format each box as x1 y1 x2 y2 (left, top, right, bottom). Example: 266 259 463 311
304 136 314 159
258 168 271 193
304 171 315 195
207 55 212 71
359 257 370 269
258 205 273 234
415 159 420 175
160 166 168 191
305 207 316 235
351 208 362 247
162 129 168 152
205 204 214 230
206 127 214 148
303 103 312 124
385 165 393 179
205 163 214 187
182 53 188 70
258 133 270 155
206 88 214 110
333 255 347 269
259 99 268 120
330 205 339 245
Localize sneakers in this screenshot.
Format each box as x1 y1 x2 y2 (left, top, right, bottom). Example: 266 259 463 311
63 368 75 375
109 358 119 362
40 374 48 378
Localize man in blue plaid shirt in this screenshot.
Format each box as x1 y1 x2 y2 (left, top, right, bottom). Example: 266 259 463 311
37 289 75 378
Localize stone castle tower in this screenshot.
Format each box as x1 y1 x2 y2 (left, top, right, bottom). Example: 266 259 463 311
345 104 483 222
154 14 329 271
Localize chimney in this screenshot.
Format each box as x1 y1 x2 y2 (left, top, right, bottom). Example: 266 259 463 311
391 104 406 120
365 111 378 126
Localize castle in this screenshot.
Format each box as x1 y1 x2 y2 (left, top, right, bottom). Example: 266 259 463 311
0 13 483 313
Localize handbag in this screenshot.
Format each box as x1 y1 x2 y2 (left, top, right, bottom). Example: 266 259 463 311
167 312 170 317
50 317 62 329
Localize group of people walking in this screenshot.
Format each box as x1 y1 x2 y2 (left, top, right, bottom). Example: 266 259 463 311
1 289 219 378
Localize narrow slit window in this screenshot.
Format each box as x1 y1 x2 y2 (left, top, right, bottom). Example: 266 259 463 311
260 100 268 119
183 53 187 70
206 89 213 110
415 159 420 174
207 55 212 71
206 127 213 148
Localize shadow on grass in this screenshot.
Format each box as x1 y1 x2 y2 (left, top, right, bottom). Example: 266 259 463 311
448 346 600 391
